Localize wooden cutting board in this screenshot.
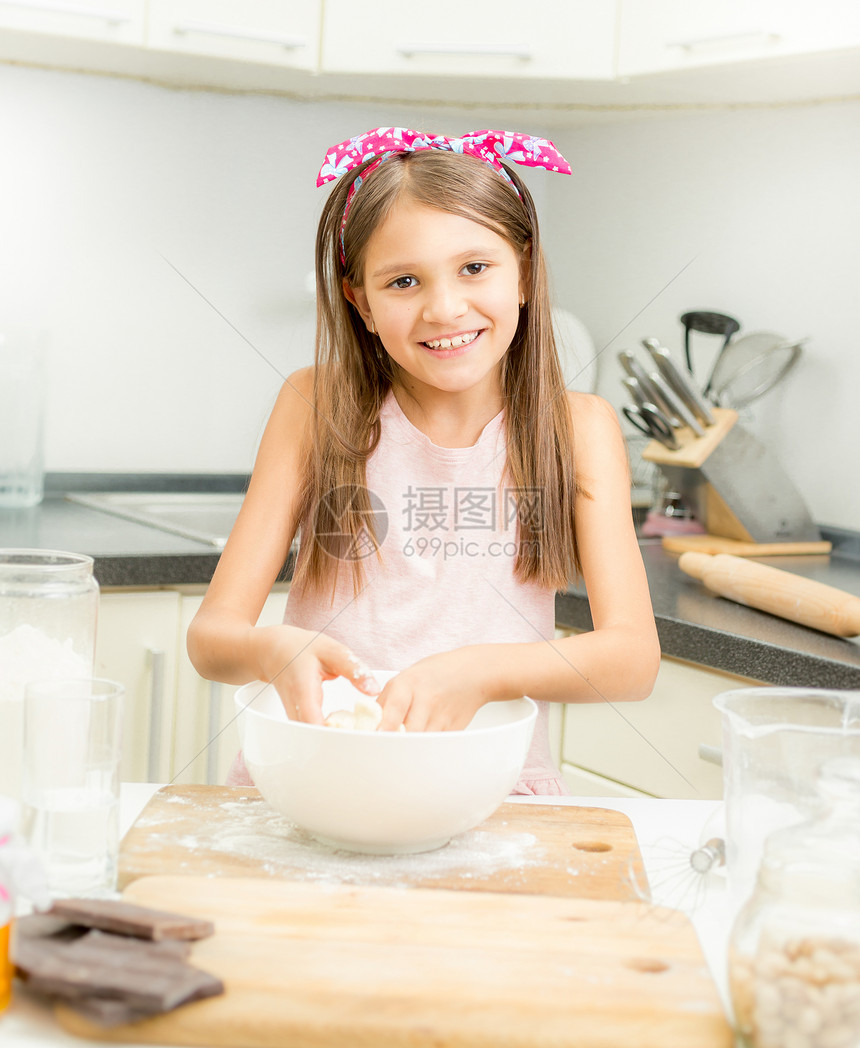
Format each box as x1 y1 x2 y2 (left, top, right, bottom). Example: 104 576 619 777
661 533 832 556
57 875 733 1048
119 786 648 901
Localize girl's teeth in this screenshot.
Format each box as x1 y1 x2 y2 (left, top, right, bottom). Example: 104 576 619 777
425 331 478 350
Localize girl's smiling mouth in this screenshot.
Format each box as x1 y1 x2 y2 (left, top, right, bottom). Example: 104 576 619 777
421 330 482 352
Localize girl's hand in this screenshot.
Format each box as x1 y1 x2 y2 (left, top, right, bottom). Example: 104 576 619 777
376 648 495 732
249 625 381 725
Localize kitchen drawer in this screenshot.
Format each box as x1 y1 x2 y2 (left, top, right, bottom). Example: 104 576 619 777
172 585 290 786
95 589 182 784
618 0 860 77
0 0 144 43
146 0 321 70
560 762 652 799
321 0 615 80
95 583 290 786
561 654 760 799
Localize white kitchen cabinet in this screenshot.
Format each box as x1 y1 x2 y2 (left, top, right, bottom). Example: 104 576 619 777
617 0 860 77
171 585 290 787
95 583 289 786
550 627 651 797
560 762 650 799
557 637 761 800
145 0 321 71
0 0 144 44
94 589 182 784
2 0 859 104
320 0 616 80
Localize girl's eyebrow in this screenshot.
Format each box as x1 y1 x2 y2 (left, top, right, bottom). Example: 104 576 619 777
371 262 418 281
370 247 502 281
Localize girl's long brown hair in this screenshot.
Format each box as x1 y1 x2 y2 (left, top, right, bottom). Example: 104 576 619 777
296 149 583 595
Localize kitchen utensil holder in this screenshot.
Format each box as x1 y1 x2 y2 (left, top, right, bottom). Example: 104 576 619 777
641 408 822 545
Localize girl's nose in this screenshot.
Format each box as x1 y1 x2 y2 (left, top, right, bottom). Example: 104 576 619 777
421 280 467 325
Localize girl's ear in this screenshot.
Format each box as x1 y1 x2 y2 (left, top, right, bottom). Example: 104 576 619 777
342 278 374 331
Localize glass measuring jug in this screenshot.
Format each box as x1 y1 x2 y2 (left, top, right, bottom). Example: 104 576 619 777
713 687 860 905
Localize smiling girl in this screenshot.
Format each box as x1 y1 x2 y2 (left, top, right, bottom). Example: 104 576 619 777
187 128 660 795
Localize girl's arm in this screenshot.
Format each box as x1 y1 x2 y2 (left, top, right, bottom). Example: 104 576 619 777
186 368 379 724
378 393 661 730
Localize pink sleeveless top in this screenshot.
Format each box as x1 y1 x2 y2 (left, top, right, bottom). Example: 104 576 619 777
228 392 568 795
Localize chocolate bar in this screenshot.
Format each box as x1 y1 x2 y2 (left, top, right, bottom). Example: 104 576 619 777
47 897 215 941
12 902 223 1028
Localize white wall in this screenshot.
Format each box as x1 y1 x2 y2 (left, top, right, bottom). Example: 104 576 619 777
1 62 857 529
0 63 551 477
543 101 860 531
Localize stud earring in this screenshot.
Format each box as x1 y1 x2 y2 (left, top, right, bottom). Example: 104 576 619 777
519 294 526 308
369 319 376 335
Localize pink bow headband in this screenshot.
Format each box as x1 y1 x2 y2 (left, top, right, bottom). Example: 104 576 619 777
316 127 572 266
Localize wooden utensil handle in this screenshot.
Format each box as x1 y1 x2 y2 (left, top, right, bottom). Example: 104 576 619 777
678 552 860 637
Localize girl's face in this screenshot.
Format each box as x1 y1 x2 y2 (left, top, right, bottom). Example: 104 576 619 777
346 200 526 401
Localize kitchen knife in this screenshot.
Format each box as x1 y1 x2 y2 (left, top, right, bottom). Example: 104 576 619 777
633 374 681 427
641 339 716 427
617 351 676 420
621 375 680 427
646 370 706 437
679 552 860 637
621 374 646 407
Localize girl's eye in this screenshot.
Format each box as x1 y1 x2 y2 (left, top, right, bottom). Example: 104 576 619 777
389 275 417 290
463 262 488 276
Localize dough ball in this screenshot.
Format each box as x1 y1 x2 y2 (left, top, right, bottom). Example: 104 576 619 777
324 696 383 732
323 709 358 730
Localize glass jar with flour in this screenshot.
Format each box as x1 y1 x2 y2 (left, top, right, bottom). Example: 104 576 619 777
728 757 860 1048
0 550 99 801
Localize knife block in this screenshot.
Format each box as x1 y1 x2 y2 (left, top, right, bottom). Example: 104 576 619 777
641 408 822 546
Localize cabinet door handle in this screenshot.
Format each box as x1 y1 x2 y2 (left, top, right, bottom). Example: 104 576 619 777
147 647 166 783
667 30 779 52
397 43 532 60
172 20 306 50
207 682 222 786
698 743 723 767
0 0 132 24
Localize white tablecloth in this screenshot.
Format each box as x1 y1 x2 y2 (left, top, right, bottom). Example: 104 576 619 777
2 785 737 1046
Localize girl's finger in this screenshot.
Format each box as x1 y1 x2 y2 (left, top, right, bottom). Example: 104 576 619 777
402 702 431 734
351 664 382 696
275 669 325 726
276 691 302 722
377 678 412 732
326 644 381 697
294 671 326 725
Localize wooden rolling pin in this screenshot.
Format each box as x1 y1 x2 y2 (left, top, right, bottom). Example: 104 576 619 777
678 552 860 637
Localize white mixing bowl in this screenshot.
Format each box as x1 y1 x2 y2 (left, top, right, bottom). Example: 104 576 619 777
234 674 537 855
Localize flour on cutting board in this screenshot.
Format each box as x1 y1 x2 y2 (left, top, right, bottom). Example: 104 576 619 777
213 800 542 884
138 794 545 886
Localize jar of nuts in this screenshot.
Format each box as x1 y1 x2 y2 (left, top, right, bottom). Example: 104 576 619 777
728 756 860 1048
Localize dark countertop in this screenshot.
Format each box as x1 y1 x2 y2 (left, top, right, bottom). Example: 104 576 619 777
557 535 860 690
0 496 222 587
0 474 247 587
2 474 859 689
